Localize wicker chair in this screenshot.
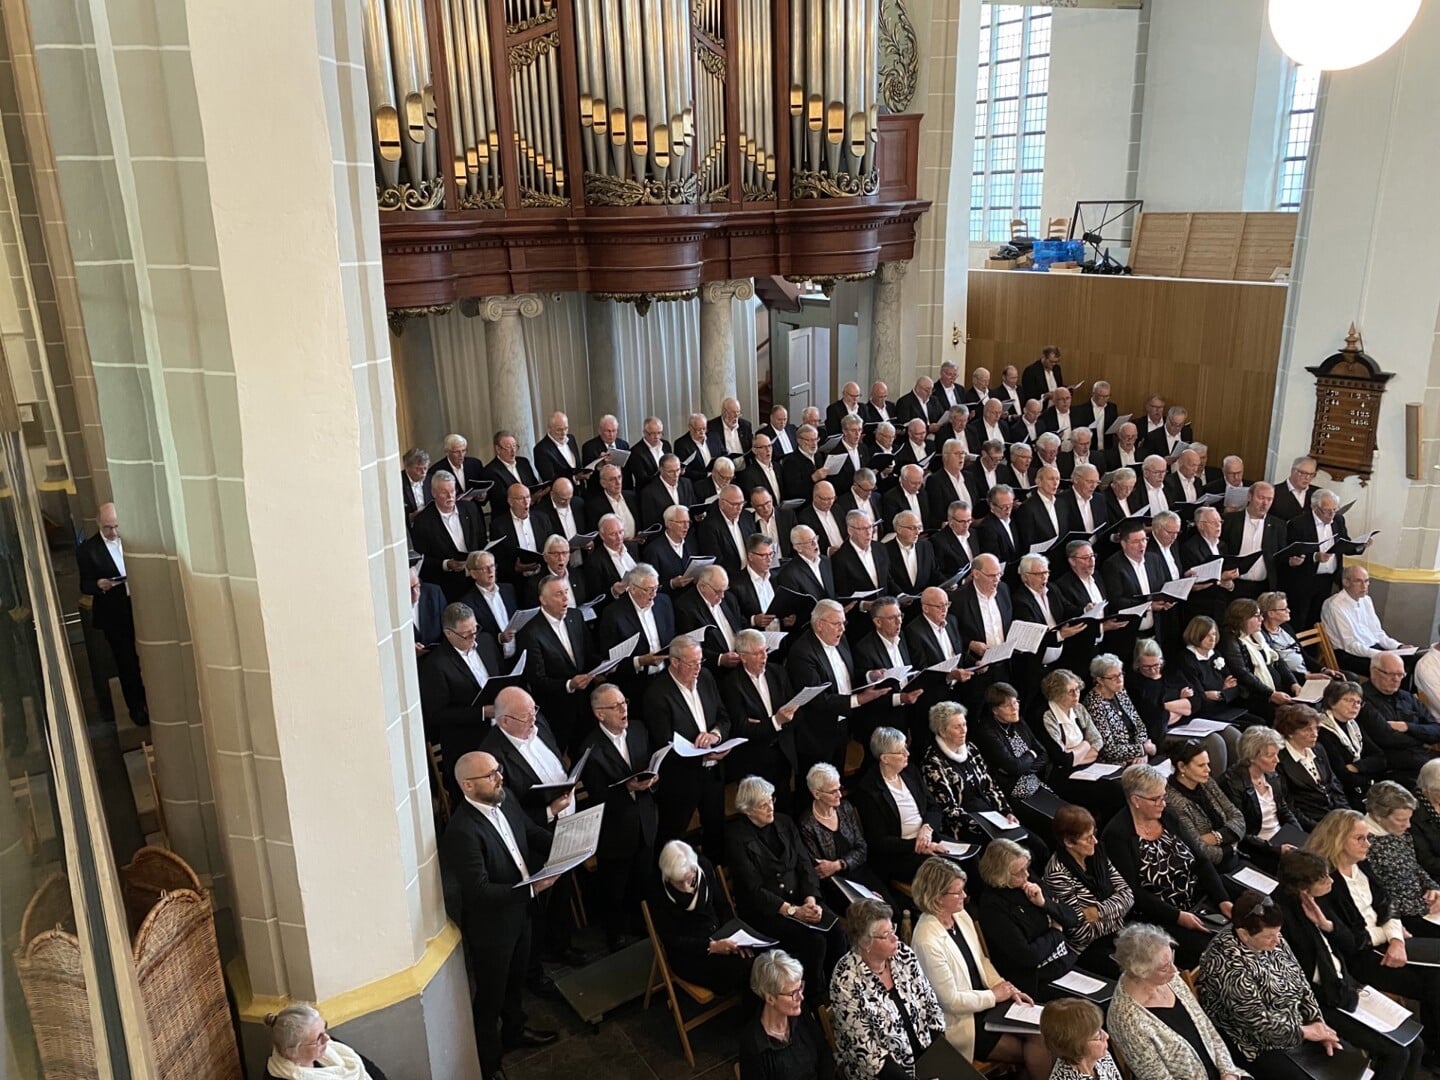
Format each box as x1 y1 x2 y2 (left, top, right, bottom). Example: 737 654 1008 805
13 847 241 1080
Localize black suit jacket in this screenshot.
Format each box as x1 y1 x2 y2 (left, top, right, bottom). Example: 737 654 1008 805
642 673 731 793
414 582 445 646
1141 426 1195 459
930 527 979 580
479 715 571 827
974 514 1021 571
1220 511 1287 589
1014 493 1070 552
904 613 965 670
852 766 944 879
624 440 672 490
639 477 696 529
784 630 857 764
596 593 674 698
77 533 133 633
585 490 641 536
583 543 632 601
746 508 796 558
457 583 518 639
427 455 488 495
1071 401 1118 441
418 637 505 748
674 432 723 482
695 511 756 576
1281 511 1349 612
579 722 659 859
720 665 799 780
640 532 700 591
738 462 784 504
401 470 430 517
580 435 631 469
707 416 754 455
1021 359 1063 403
518 609 596 738
440 797 552 944
824 402 864 439
775 553 836 604
925 470 971 529
1056 489 1108 536
757 423 800 458
780 451 822 504
533 435 585 483
883 538 936 595
674 586 747 668
481 455 542 512
796 504 845 553
410 502 490 600
879 485 928 533
725 813 821 917
832 542 891 599
489 508 556 584
894 390 945 428
952 582 1013 655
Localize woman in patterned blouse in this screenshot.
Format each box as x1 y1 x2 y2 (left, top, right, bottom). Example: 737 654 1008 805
921 701 1050 868
1084 654 1155 765
1039 998 1122 1080
798 763 894 913
1042 804 1133 975
970 682 1055 807
1164 739 1244 871
829 898 947 1080
1196 891 1343 1074
1363 781 1440 936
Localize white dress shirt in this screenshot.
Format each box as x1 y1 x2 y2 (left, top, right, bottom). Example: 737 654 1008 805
1313 514 1337 576
440 509 466 550
773 427 793 455
605 494 637 537
501 728 574 819
604 724 631 766
1145 484 1168 517
1127 556 1154 631
750 568 774 612
511 514 537 553
409 478 426 511
723 424 743 454
1238 514 1269 582
468 797 530 876
552 437 576 468
1321 591 1401 658
552 504 578 539
977 591 1004 645
460 644 490 685
544 610 575 662
816 510 843 549
606 544 637 580
850 542 878 587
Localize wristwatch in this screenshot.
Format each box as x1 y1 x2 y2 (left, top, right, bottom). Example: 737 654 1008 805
784 903 796 917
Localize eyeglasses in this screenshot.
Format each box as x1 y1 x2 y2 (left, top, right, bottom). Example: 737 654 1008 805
464 765 504 783
446 627 479 641
1136 792 1167 804
870 928 898 943
776 985 805 1000
499 711 539 725
595 700 628 712
301 1029 330 1049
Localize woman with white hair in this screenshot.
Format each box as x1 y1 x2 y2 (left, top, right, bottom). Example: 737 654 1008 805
726 775 847 999
264 1003 388 1080
798 763 893 912
1219 725 1306 866
650 839 751 994
1363 780 1440 936
1105 925 1245 1080
852 726 951 885
737 950 836 1080
1411 758 1440 883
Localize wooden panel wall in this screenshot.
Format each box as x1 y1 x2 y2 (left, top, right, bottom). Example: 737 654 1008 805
1131 211 1297 281
965 270 1289 472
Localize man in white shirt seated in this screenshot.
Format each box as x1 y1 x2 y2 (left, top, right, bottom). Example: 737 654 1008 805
1321 565 1414 679
1415 630 1440 722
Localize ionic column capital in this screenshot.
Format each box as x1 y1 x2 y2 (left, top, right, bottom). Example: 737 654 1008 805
467 294 545 322
879 260 911 285
700 279 756 305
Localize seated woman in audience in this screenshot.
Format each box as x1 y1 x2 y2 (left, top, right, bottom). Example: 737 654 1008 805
726 776 847 999
830 897 947 1080
737 950 836 1080
910 857 1052 1079
1364 780 1440 936
853 727 952 885
1106 923 1244 1080
651 840 751 995
1084 654 1156 766
265 1003 389 1080
1103 764 1232 967
1103 467 1140 521
1411 759 1440 884
799 763 894 913
1171 615 1252 728
1219 725 1306 865
1274 704 1348 830
1218 598 1300 724
1038 668 1105 771
1274 850 1426 1080
1164 739 1243 872
971 683 1057 824
1306 809 1440 1039
1259 591 1343 682
975 837 1080 997
1127 637 1233 770
1316 679 1386 806
1195 890 1344 1077
1040 998 1122 1080
1042 805 1133 976
920 701 1049 868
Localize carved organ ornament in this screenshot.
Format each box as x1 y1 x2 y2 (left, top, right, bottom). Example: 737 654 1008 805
1305 324 1393 483
361 0 928 316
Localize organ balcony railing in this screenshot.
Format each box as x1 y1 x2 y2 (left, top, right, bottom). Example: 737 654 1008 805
365 0 928 316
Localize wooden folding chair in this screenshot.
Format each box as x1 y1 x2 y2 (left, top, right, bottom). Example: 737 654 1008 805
141 741 169 848
427 742 452 824
1296 622 1341 674
717 864 737 911
640 900 742 1067
1046 217 1070 239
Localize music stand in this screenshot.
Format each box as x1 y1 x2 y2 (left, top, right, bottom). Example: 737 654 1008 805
1069 200 1143 274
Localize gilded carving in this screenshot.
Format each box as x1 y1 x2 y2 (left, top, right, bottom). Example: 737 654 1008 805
697 46 727 78
742 186 777 203
593 290 699 317
459 189 506 210
791 170 880 199
377 177 445 211
509 31 559 70
387 304 453 335
520 190 570 208
583 171 699 207
878 0 919 113
506 6 557 33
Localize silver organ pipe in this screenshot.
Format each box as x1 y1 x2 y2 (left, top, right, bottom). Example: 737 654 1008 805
735 0 774 199
506 1 566 206
367 0 442 208
790 0 880 196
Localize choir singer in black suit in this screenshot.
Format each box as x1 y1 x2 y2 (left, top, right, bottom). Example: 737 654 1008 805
517 576 597 753
643 636 734 857
722 628 800 797
440 750 559 1080
785 600 889 778
410 472 489 601
417 603 503 775
579 682 659 952
595 563 673 701
77 502 149 725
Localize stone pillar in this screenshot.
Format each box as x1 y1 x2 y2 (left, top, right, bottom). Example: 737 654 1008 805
478 294 544 451
699 279 755 416
872 261 910 392
585 294 622 419
1269 0 1440 643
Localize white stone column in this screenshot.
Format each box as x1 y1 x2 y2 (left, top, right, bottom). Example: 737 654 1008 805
872 261 910 392
584 294 622 418
478 294 544 450
699 279 755 416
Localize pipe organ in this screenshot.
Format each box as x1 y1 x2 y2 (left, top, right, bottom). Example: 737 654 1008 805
367 0 926 312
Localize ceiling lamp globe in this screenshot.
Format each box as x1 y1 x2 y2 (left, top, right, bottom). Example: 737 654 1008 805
1267 0 1422 71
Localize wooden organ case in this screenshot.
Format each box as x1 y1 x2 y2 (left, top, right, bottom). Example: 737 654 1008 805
363 0 928 322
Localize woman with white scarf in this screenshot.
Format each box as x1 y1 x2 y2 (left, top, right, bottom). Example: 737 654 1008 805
1315 679 1385 806
1217 598 1300 725
265 1004 386 1080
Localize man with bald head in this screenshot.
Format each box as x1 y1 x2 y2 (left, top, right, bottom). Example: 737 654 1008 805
825 380 864 437
1103 421 1141 473
78 501 149 725
1163 448 1205 511
696 483 755 575
739 431 782 502
1072 380 1117 450
895 375 944 433
1221 480 1286 597
799 479 845 554
861 380 892 426
639 452 696 529
951 553 1014 696
517 575 597 752
962 366 991 406
534 410 583 483
440 748 559 1079
707 396 753 456
758 403 798 458
675 412 719 483
1360 652 1440 779
881 463 928 533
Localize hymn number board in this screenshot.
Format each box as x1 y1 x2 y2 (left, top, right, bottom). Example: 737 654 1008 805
1305 326 1393 481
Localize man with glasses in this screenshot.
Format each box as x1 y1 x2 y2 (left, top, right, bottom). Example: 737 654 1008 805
903 586 974 711
643 636 733 854
480 686 575 827
884 509 935 597
775 524 837 607
746 486 795 557
596 563 673 699
1360 651 1440 782
441 749 560 1080
975 485 1020 588
881 463 928 534
1271 454 1319 522
624 415 670 490
780 423 827 504
728 534 789 635
675 565 745 671
481 429 542 514
517 576 597 754
459 550 519 656
639 452 696 530
787 599 889 778
931 500 978 581
834 468 881 523
833 508 890 601
584 512 638 602
1283 489 1357 629
578 682 659 952
419 603 505 789
739 432 783 503
410 471 489 600
798 480 845 556
853 598 926 752
720 628 800 796
696 483 755 576
953 554 1014 696
641 504 699 595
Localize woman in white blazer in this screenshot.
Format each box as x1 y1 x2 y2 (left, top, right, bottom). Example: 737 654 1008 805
909 857 1053 1079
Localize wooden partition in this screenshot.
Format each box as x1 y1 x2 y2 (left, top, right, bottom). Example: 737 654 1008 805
965 269 1288 472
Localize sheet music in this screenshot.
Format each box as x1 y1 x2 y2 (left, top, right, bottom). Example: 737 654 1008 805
1119 601 1151 617
717 927 779 948
976 810 1015 830
1029 536 1059 555
1161 576 1196 601
1224 485 1250 508
762 630 787 652
671 733 749 758
977 640 1015 665
1296 677 1330 703
1341 986 1412 1033
1005 621 1049 655
503 607 542 634
515 803 606 886
1105 412 1133 436
937 840 975 857
837 877 885 902
680 556 717 581
1005 1002 1044 1026
780 684 831 712
928 653 965 674
1231 865 1279 894
584 655 627 678
610 744 671 785
823 453 849 476
1189 557 1223 583
608 633 642 662
1052 970 1107 995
